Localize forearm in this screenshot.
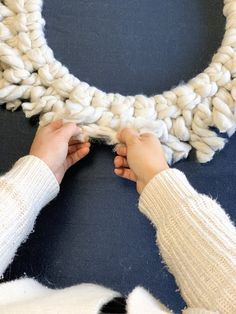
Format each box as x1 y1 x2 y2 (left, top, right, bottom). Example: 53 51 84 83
139 169 236 314
0 156 59 277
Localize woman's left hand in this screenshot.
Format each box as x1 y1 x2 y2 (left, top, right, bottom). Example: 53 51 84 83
30 120 90 184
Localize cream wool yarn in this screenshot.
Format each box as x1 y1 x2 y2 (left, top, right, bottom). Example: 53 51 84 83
1 0 236 163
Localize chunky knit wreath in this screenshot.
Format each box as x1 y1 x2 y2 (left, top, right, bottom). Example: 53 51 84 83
0 0 236 164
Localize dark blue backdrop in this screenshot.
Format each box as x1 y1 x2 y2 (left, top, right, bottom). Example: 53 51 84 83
1 1 234 313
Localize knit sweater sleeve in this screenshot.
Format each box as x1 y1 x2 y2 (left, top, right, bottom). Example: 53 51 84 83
0 155 59 277
139 169 236 314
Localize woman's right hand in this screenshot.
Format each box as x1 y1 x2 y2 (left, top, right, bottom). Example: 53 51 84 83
114 128 169 194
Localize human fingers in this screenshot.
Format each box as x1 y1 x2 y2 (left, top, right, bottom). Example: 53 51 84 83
69 138 87 145
68 142 91 154
59 123 82 141
47 119 64 131
117 128 140 145
114 156 129 168
69 139 80 145
65 146 90 169
114 167 137 182
139 132 156 141
33 120 61 137
115 144 127 157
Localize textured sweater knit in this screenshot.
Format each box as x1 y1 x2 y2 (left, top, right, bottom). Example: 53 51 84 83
0 156 235 314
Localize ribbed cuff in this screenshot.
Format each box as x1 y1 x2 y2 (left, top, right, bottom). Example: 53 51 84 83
139 169 198 225
3 155 59 213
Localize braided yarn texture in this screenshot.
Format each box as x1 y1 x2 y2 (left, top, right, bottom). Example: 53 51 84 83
0 0 236 163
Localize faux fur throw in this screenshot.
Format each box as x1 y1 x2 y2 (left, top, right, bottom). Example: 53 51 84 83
0 0 236 163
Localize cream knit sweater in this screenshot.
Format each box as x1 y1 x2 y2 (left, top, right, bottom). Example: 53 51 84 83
0 156 235 314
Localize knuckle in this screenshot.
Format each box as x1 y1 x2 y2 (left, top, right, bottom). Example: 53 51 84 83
122 127 131 134
116 144 126 154
140 132 153 138
121 147 127 155
118 128 127 141
119 128 139 145
115 143 122 150
60 123 77 136
140 132 157 142
121 127 133 137
129 136 139 145
66 122 77 130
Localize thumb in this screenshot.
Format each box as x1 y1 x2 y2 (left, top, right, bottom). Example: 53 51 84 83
118 128 140 145
60 122 82 141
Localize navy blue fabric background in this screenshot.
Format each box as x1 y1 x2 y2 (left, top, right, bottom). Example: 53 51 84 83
0 1 235 312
